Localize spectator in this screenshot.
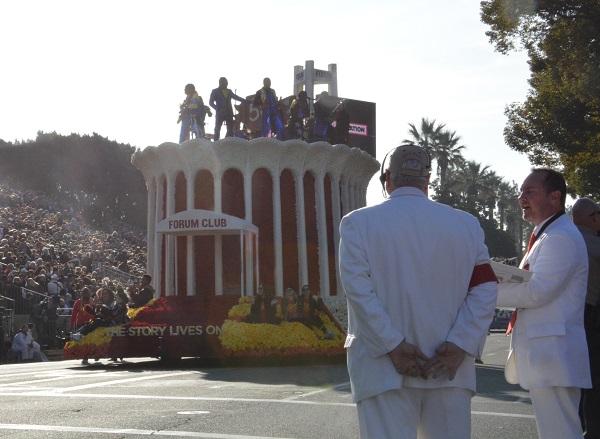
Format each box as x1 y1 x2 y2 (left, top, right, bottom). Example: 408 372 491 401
0 178 149 317
64 292 74 308
0 304 6 363
41 247 52 263
11 324 47 361
47 274 63 296
571 197 600 437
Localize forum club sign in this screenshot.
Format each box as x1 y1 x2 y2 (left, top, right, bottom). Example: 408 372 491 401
156 210 258 236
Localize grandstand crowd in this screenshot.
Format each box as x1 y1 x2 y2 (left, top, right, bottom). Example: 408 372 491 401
0 178 149 353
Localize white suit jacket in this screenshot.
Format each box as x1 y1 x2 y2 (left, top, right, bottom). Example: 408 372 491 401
11 332 32 360
497 214 591 390
339 187 498 403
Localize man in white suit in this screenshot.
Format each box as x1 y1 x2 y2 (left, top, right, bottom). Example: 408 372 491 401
497 169 591 439
339 144 498 439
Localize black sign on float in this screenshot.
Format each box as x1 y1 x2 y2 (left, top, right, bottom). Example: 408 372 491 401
340 98 376 158
314 95 376 158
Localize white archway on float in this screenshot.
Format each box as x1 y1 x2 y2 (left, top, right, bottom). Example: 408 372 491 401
155 209 259 296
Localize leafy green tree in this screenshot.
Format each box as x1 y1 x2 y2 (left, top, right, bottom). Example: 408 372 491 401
0 132 147 228
479 217 518 259
481 0 600 198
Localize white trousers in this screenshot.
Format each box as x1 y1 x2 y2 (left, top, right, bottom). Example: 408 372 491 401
529 386 583 439
19 342 46 361
356 387 471 439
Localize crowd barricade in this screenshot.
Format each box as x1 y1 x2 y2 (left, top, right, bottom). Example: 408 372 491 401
2 306 14 341
56 307 72 335
0 283 45 315
97 263 142 287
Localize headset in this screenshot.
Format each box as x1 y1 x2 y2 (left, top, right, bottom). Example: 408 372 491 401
379 144 431 197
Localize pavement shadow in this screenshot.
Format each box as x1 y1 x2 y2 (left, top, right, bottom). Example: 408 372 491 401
66 355 352 391
476 364 531 404
63 357 524 404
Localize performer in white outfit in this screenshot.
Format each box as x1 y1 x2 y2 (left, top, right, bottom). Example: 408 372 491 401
497 169 591 439
339 144 498 439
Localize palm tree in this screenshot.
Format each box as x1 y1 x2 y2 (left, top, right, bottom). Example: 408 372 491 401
495 180 516 230
482 171 503 222
404 119 466 195
435 130 466 192
504 187 529 259
404 118 445 156
450 160 491 216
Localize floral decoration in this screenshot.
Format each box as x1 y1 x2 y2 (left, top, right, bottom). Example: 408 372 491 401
219 297 345 357
64 293 345 360
64 324 118 359
127 299 155 320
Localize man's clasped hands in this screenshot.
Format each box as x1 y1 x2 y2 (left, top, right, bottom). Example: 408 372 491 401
388 340 466 380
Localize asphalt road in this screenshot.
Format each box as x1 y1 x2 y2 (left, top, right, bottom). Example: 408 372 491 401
0 332 538 439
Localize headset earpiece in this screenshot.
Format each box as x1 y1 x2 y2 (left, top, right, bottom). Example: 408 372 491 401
379 147 397 191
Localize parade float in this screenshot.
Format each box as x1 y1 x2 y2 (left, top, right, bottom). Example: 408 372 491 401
63 137 378 361
63 293 347 361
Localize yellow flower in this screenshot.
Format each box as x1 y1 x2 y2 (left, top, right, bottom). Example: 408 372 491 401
219 320 342 352
127 299 156 320
65 324 126 348
228 303 251 318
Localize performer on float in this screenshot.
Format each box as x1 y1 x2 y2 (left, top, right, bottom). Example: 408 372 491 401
313 91 335 142
287 90 310 141
245 285 279 324
178 84 203 143
195 102 212 139
332 100 350 145
209 77 251 141
253 77 284 139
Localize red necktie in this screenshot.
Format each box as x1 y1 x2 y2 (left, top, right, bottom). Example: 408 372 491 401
506 232 536 335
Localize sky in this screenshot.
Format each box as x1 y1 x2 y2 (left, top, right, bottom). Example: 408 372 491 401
0 0 534 207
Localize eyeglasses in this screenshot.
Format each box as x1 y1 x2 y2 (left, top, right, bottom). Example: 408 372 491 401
590 211 600 217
